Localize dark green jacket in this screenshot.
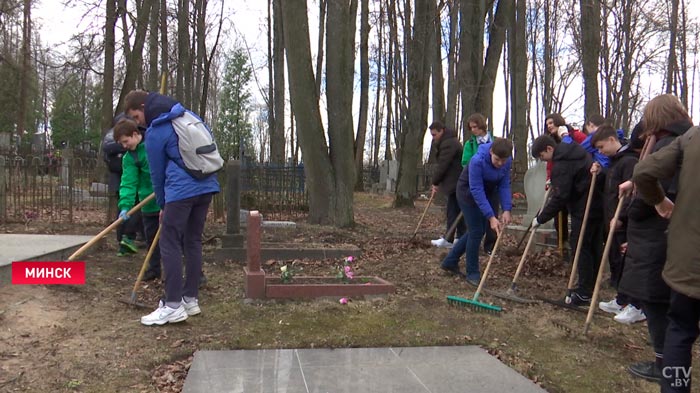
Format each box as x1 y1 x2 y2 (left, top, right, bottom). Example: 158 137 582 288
119 142 160 214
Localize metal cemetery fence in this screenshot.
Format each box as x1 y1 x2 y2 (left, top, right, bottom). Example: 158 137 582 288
0 154 310 226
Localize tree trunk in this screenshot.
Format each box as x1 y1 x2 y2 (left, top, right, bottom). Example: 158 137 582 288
394 0 431 207
16 0 30 141
193 0 206 114
160 0 168 91
281 0 353 226
457 0 484 140
146 0 159 91
445 0 459 129
373 2 384 169
384 0 396 161
430 0 445 124
510 0 527 195
325 0 357 225
474 0 510 123
116 0 152 116
176 0 190 104
102 0 117 129
355 0 370 191
270 0 286 164
315 0 327 96
579 0 601 118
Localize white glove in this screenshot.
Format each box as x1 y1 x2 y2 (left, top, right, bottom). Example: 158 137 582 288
557 126 569 138
532 217 541 228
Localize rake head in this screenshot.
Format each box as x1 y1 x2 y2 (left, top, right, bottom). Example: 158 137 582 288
447 295 502 314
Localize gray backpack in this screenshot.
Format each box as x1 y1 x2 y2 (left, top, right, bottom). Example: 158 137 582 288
171 111 224 179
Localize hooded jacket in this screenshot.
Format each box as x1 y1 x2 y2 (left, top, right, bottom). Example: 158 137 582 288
143 93 220 207
119 140 160 214
431 128 463 195
456 143 512 219
633 125 700 300
537 142 603 223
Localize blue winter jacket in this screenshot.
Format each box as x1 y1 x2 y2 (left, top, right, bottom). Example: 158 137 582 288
456 143 512 219
143 93 220 207
564 128 626 168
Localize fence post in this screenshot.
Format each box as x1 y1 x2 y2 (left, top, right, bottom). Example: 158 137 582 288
0 156 5 223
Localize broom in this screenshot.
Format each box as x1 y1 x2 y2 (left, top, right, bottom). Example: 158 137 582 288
447 225 505 313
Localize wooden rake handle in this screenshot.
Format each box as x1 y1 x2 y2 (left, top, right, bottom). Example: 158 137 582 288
565 172 597 298
584 194 627 334
68 193 156 261
131 225 162 296
411 191 435 239
474 226 505 301
510 187 552 287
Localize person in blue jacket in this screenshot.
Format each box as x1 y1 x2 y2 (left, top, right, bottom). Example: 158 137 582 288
124 90 220 326
440 138 513 284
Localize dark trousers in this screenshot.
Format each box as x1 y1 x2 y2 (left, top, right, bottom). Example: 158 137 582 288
161 193 212 303
483 193 499 253
142 213 162 274
661 290 700 393
571 215 604 295
445 192 465 243
639 301 669 357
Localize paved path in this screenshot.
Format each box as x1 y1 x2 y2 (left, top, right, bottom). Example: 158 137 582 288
183 346 547 393
0 234 94 285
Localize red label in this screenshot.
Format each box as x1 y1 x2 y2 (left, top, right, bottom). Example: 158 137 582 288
12 262 85 285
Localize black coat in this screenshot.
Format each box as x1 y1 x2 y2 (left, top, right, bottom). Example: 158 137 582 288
431 129 463 195
618 120 692 303
538 142 603 223
603 144 638 226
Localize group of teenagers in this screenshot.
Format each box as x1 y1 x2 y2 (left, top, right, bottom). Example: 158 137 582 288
429 94 700 392
101 91 220 326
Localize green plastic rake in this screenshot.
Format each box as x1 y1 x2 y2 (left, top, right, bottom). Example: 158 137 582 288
447 228 504 313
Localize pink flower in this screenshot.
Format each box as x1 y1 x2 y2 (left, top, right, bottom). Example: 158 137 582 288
339 298 348 304
344 266 352 273
346 256 354 263
346 271 354 279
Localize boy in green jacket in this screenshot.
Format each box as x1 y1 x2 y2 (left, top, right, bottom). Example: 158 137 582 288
114 118 162 281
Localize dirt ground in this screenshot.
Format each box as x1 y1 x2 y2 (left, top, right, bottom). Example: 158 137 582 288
0 192 690 392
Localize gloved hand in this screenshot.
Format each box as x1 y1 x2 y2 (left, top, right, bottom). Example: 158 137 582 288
557 126 569 138
531 216 541 228
119 209 130 221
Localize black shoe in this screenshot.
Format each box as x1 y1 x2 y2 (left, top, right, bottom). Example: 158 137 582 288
628 361 662 382
569 291 591 306
466 278 481 288
142 270 160 282
440 265 463 277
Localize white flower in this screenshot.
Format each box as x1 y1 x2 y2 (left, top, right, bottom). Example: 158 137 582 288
281 265 288 272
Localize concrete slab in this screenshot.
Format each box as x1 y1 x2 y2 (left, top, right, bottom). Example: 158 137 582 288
0 234 94 285
183 346 547 393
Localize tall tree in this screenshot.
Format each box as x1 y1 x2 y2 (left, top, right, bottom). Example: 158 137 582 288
509 0 527 194
579 0 601 118
280 0 357 226
101 0 116 130
16 0 30 142
355 0 370 191
216 48 253 161
394 0 432 207
270 0 285 164
115 0 152 113
146 0 159 91
429 0 445 124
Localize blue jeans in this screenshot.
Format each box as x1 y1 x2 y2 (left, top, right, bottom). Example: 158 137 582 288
441 200 486 281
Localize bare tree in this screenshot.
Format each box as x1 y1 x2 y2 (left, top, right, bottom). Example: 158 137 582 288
270 0 285 164
280 0 357 226
579 0 601 118
394 0 432 207
355 0 370 190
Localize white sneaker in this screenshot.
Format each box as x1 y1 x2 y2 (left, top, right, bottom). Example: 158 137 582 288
141 300 188 326
599 298 625 314
431 237 454 249
182 298 201 316
614 305 646 324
